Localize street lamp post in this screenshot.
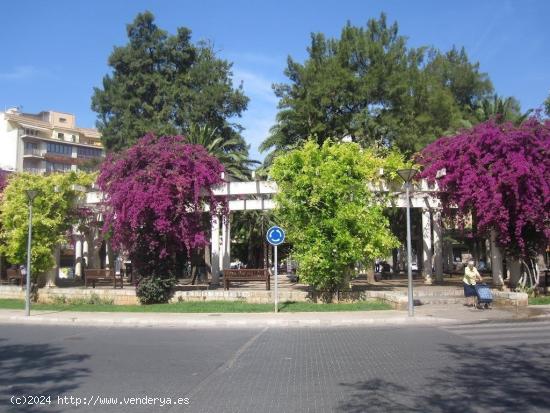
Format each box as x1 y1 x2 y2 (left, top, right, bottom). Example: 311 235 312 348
397 169 418 317
24 189 39 317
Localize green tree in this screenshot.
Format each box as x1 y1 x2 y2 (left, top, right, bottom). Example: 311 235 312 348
424 46 493 114
270 140 406 293
261 14 494 162
92 11 249 153
544 93 550 116
232 210 274 268
0 172 95 277
187 124 258 180
475 94 528 124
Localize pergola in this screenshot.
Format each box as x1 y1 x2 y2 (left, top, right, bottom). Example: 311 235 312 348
82 179 506 287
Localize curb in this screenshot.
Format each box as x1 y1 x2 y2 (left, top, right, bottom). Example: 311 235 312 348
0 311 458 329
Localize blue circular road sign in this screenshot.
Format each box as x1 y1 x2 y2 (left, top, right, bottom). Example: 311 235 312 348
266 226 285 246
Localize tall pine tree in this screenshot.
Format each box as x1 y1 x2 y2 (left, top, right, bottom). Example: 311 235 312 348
92 12 249 153
261 14 495 163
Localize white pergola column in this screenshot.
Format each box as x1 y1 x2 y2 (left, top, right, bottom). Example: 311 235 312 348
75 237 83 277
83 239 89 270
221 214 231 270
432 209 444 282
104 242 110 269
490 230 504 287
210 215 221 285
485 238 492 268
422 208 433 284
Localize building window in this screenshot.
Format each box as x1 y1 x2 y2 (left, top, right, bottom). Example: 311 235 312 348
23 128 39 136
24 142 39 156
77 147 103 158
47 142 72 156
58 133 64 140
71 135 77 142
59 118 67 123
46 161 71 172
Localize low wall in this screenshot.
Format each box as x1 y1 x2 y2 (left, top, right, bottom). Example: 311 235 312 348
0 286 528 309
0 286 139 305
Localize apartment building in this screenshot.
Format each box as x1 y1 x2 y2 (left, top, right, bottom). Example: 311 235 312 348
0 108 104 174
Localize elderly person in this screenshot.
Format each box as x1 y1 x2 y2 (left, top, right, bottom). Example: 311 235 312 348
463 260 483 307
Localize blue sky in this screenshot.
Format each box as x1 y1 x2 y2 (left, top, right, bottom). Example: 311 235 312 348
1 0 549 161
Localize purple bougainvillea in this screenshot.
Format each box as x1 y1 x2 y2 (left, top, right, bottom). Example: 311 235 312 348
0 170 10 193
417 119 550 258
98 134 226 276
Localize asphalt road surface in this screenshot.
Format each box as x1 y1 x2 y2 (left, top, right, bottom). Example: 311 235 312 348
1 320 549 413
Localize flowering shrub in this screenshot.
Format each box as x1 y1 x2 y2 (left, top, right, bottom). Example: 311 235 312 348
417 119 550 258
98 134 226 278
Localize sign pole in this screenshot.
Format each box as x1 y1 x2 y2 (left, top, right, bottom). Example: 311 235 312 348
25 201 33 317
266 226 285 314
274 245 278 313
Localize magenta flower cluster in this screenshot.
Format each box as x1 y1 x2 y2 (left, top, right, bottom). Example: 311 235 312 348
98 134 227 276
417 119 550 258
0 170 10 193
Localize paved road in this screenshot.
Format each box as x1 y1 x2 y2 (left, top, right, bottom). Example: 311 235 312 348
1 320 549 413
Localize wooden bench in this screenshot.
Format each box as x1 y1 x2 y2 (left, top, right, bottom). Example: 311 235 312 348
223 269 270 290
4 268 24 287
84 268 123 289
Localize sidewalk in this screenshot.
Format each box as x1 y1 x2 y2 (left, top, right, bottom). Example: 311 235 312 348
0 304 548 328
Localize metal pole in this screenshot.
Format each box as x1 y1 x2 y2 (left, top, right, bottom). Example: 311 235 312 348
274 245 278 313
25 201 33 317
406 183 414 317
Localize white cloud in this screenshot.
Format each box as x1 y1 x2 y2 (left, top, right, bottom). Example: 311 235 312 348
0 65 39 80
233 69 279 105
241 113 277 162
226 51 283 67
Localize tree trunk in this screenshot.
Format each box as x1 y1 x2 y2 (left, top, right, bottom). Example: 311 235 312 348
247 229 255 268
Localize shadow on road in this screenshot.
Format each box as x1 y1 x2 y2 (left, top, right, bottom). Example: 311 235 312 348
337 342 550 413
0 339 90 413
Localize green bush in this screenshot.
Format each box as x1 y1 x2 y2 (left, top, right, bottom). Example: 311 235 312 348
136 276 176 304
50 293 114 305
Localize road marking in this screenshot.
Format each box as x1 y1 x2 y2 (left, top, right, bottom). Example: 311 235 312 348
181 327 269 403
444 320 550 330
441 320 550 346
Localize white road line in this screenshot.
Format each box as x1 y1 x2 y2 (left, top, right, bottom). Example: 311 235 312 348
444 321 550 331
442 321 550 345
450 326 550 336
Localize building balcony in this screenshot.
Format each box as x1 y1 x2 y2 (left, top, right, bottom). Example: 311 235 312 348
45 152 73 160
23 167 45 175
23 148 44 158
20 132 46 141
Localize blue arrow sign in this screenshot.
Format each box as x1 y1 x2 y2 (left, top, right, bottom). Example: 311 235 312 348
266 226 285 246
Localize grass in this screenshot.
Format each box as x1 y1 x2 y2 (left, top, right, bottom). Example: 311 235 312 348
0 298 391 313
528 296 550 305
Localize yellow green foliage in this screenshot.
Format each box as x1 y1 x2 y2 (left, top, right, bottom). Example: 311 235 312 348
271 140 411 291
0 172 95 276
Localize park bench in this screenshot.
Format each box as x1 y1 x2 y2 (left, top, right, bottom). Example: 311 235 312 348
4 268 24 287
84 268 123 289
223 269 270 290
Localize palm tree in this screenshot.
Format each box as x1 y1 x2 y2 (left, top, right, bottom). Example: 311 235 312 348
476 94 531 124
232 210 275 268
187 124 259 180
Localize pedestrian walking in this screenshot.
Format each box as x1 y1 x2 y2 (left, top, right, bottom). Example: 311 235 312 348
463 260 483 307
